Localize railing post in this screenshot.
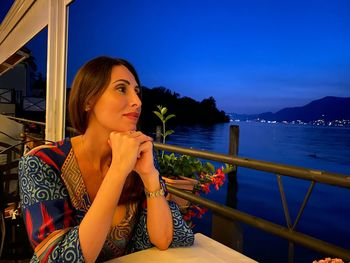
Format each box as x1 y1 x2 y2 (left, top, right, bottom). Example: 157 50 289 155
211 125 243 251
227 125 239 208
10 89 15 103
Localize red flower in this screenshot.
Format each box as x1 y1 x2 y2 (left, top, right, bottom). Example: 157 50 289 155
201 183 211 194
182 164 232 228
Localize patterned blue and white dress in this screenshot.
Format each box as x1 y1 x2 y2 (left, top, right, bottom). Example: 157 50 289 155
18 138 194 262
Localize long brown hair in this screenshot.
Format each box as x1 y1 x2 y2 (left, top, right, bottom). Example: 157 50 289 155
68 56 141 134
68 56 144 204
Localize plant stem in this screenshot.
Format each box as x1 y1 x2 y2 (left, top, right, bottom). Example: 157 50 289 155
162 119 166 158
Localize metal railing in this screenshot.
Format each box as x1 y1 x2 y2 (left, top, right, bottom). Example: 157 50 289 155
154 142 350 262
22 97 45 111
0 89 14 103
6 116 46 127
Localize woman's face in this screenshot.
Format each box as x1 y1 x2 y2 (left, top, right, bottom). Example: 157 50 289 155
88 65 141 133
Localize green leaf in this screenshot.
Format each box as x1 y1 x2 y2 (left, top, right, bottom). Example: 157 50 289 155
165 114 176 122
222 164 234 173
164 130 174 137
153 111 164 121
161 107 168 115
206 162 215 172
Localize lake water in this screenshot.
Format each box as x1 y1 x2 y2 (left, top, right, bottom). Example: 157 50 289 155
165 121 350 263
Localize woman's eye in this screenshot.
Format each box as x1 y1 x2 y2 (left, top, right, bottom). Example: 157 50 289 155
135 87 141 94
116 85 126 93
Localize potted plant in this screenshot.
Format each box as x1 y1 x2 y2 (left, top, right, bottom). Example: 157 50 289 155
153 105 233 222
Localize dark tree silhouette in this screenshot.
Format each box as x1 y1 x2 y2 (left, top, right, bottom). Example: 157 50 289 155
139 86 229 131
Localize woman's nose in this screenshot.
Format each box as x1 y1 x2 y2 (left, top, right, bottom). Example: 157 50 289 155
130 90 142 108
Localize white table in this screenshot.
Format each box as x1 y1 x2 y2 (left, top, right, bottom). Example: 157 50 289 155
106 233 258 263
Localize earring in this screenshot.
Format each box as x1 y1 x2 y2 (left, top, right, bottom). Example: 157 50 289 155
85 106 90 111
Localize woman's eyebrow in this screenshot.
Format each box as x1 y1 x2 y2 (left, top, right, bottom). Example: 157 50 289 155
112 79 130 84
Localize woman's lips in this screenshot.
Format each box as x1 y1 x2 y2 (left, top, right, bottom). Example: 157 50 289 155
123 112 140 120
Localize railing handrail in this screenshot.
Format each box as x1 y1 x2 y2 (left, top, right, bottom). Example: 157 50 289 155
154 142 350 189
6 116 46 126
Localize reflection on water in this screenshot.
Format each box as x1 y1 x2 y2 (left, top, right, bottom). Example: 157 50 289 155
166 122 350 263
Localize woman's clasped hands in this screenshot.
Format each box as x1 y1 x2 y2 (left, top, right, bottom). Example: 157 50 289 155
108 130 159 185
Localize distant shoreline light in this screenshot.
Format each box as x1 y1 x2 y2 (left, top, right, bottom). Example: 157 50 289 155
230 118 350 128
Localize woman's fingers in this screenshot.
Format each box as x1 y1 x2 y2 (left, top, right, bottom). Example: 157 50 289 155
137 140 153 158
127 131 153 141
108 131 153 173
134 140 159 186
108 131 140 175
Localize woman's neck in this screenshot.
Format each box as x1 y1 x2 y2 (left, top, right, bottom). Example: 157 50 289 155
81 127 112 173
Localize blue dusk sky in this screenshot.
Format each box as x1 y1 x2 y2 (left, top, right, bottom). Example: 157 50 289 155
2 0 350 114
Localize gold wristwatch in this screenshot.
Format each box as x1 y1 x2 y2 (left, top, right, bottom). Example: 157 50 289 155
144 186 165 198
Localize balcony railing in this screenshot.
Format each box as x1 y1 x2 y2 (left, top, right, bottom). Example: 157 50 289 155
154 142 350 262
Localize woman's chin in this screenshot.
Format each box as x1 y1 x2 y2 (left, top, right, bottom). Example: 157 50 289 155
110 125 137 133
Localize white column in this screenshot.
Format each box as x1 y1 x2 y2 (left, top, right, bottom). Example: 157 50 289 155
45 0 69 141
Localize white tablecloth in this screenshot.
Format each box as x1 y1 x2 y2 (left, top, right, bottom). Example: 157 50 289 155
106 233 258 263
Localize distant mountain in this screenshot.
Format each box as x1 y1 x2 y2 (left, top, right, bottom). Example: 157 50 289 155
231 96 350 122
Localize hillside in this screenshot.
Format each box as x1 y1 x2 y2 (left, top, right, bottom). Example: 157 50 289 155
138 86 229 129
232 96 350 122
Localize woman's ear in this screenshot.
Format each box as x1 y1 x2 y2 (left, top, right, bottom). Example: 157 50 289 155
85 100 92 111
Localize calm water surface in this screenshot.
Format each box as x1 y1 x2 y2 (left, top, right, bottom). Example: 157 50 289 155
165 121 350 263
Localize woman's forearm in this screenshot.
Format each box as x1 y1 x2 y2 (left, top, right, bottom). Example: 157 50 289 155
146 196 173 249
144 176 173 250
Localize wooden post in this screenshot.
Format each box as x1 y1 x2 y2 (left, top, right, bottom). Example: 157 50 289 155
211 125 243 251
226 125 239 208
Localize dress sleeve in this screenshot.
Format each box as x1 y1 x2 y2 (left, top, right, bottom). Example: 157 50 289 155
19 154 85 262
128 201 194 253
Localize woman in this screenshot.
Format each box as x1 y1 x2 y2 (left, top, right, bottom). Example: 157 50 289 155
19 56 193 262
